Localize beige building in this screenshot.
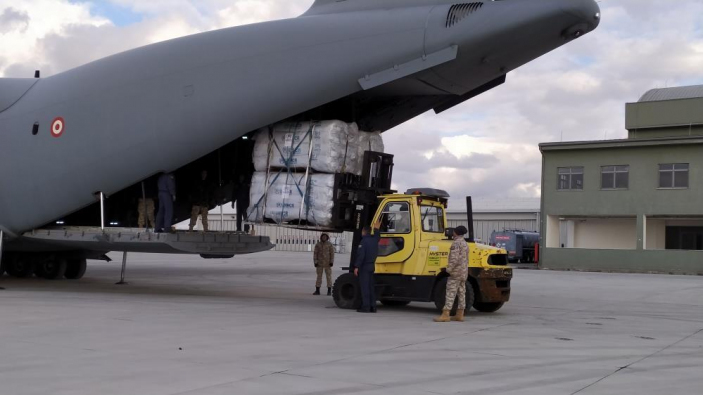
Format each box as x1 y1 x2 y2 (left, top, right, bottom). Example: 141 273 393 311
540 85 703 275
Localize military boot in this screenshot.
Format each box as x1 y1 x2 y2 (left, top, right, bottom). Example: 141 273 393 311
327 288 332 296
451 310 465 322
313 287 321 295
433 309 451 322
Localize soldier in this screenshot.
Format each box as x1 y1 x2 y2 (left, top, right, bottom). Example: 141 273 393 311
354 219 382 313
435 225 469 323
155 173 176 233
313 233 335 295
189 170 211 232
137 180 156 229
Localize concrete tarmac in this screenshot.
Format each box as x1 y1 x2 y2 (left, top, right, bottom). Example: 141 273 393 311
0 252 701 395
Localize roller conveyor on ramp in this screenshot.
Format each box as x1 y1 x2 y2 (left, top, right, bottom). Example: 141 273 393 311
18 227 275 256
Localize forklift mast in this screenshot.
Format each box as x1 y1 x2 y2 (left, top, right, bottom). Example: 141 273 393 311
347 151 394 270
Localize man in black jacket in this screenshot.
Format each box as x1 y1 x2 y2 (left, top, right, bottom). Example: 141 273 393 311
354 219 382 313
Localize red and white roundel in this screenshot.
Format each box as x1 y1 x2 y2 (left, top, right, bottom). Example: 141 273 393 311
51 117 65 138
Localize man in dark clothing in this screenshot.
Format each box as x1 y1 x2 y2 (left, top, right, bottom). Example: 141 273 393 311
354 219 382 313
232 174 251 232
155 173 176 233
189 170 212 232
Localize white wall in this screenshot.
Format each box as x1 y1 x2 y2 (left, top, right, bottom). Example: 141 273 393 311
546 215 560 248
572 218 637 250
646 219 666 250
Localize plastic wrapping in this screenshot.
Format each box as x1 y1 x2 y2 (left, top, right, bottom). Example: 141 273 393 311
253 121 359 175
357 130 384 163
247 172 336 227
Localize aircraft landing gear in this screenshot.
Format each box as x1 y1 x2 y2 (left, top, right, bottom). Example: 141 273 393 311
4 253 86 280
4 253 35 278
34 257 68 280
65 258 87 280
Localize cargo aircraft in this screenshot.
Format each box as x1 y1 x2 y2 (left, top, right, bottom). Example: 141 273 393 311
0 0 600 279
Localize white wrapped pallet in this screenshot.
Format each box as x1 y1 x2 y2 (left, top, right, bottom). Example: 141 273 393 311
247 172 337 227
357 130 384 165
253 121 359 175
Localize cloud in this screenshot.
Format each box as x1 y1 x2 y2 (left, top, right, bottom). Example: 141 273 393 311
0 7 29 34
2 0 703 203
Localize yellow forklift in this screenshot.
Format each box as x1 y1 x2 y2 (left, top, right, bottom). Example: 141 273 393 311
332 154 512 313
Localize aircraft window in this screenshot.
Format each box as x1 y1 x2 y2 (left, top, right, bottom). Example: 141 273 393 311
32 123 39 135
379 202 411 234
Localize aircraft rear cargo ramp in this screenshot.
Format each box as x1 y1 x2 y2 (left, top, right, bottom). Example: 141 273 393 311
15 228 274 256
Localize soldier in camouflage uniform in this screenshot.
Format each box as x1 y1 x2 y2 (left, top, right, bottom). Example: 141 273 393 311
313 233 335 295
435 225 469 322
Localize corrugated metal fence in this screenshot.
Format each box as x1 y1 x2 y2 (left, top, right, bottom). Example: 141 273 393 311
195 216 538 251
448 219 539 244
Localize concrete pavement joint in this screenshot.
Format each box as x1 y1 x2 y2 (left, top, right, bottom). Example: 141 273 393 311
570 327 703 395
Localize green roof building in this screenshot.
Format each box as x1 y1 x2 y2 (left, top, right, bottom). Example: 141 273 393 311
539 85 703 275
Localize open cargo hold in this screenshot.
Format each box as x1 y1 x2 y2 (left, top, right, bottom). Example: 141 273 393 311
252 121 384 176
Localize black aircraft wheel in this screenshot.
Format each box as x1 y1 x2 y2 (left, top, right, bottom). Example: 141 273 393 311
35 258 67 280
332 273 361 310
380 300 410 307
433 277 475 314
5 255 35 278
472 302 505 313
64 258 87 280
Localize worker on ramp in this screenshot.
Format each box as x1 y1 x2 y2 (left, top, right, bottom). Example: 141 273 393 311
435 226 469 323
313 233 335 296
189 170 212 232
155 173 177 233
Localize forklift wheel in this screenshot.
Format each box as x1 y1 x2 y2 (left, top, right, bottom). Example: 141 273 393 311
332 273 361 310
433 277 475 314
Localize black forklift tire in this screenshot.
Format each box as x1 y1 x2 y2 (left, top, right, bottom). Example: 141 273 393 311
64 258 87 280
433 277 475 314
35 258 67 280
380 300 411 307
332 273 361 309
472 302 505 313
5 255 35 278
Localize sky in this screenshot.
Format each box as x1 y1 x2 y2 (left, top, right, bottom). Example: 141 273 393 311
2 0 703 202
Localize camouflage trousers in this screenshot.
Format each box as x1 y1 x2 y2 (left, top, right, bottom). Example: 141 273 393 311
137 198 155 229
444 277 467 310
189 205 209 231
316 267 332 288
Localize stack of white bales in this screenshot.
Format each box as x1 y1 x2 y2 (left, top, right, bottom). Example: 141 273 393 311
247 120 384 227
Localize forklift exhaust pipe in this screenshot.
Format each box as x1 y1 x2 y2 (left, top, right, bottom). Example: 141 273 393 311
466 196 475 243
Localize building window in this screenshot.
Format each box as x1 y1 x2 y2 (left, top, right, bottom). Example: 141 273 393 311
558 167 584 190
659 164 689 189
601 165 629 190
